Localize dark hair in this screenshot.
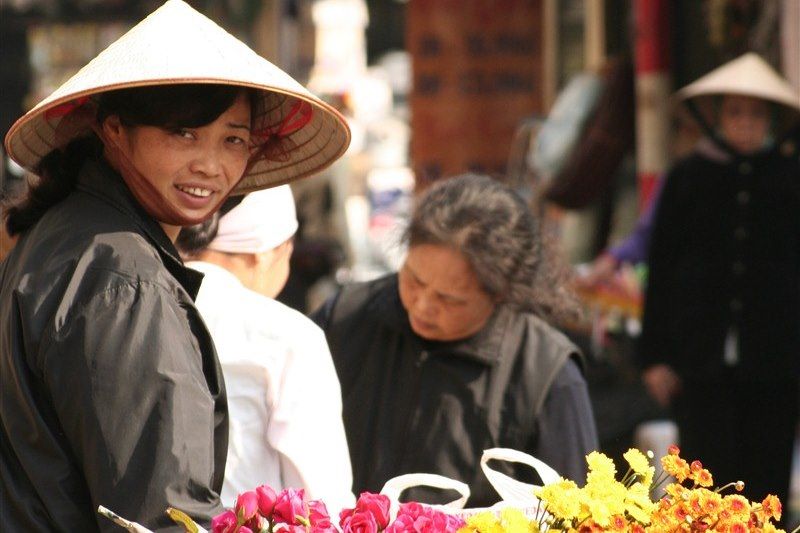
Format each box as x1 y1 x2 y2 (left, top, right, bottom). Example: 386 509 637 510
405 174 582 326
175 194 243 258
3 84 254 236
175 213 221 259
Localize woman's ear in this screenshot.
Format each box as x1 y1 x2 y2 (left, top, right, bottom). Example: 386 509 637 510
101 115 125 145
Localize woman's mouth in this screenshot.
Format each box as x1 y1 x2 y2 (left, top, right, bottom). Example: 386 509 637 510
175 185 214 198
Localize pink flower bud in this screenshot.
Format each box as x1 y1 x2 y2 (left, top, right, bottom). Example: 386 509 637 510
273 488 307 525
255 484 278 518
211 510 238 533
235 491 260 522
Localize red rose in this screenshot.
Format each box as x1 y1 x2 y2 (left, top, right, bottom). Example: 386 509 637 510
355 492 391 529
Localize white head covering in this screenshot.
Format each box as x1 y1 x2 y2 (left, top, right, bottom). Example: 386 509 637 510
208 185 298 254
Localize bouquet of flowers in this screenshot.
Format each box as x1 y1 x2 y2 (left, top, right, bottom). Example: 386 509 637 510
209 487 464 533
459 445 787 532
99 446 788 533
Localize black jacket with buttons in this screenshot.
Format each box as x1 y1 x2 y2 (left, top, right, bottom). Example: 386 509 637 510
0 157 228 531
638 140 800 381
313 275 598 507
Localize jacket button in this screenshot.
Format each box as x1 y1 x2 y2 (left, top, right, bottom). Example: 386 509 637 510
732 261 745 276
738 162 752 174
730 298 743 312
734 227 748 240
737 191 750 205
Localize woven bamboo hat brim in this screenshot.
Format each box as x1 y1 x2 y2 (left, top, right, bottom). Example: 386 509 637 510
675 53 800 132
3 0 350 194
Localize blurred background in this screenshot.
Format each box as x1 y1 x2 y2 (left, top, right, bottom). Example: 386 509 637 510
1 0 798 527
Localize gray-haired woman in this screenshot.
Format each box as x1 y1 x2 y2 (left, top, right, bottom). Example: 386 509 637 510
313 174 598 506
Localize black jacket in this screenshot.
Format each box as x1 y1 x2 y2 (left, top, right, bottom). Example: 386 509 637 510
313 275 597 506
639 141 800 381
0 157 228 531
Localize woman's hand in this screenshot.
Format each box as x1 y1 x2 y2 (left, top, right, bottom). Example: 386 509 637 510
642 364 681 407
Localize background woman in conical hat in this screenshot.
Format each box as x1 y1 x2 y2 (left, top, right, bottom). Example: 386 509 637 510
0 1 348 531
637 52 799 520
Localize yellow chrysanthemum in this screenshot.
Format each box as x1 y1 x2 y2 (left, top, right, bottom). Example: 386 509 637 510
623 483 655 524
623 449 650 476
499 508 533 533
462 511 503 533
537 479 581 521
585 452 617 482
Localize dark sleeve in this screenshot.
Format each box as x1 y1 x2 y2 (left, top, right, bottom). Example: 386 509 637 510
529 358 598 485
41 279 224 531
309 290 341 331
637 167 686 369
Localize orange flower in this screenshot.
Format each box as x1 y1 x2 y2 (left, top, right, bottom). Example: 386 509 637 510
760 495 782 521
661 456 691 482
692 468 713 488
608 514 626 531
672 503 690 522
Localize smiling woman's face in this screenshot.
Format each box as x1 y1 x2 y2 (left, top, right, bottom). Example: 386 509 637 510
398 243 496 342
114 92 252 235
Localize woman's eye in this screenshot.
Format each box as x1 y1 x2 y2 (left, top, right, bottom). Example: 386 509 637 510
227 135 247 145
174 128 195 139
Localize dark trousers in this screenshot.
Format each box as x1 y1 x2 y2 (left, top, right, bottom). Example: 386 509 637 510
675 373 798 527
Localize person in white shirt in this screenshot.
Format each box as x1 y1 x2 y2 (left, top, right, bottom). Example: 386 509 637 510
177 185 354 512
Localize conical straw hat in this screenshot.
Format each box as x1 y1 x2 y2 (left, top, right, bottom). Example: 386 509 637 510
676 52 800 112
3 0 350 194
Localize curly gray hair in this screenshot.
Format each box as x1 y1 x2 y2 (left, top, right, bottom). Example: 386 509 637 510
405 174 581 325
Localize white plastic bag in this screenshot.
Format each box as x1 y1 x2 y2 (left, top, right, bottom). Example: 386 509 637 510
379 448 561 519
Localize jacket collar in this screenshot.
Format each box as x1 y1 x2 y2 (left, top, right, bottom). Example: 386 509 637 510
371 274 521 366
75 156 204 299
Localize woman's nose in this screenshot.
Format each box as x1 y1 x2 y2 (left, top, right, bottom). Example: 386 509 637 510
413 291 436 318
189 149 223 178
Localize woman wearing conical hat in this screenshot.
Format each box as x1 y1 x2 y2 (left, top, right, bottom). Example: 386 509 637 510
0 1 349 530
638 53 799 515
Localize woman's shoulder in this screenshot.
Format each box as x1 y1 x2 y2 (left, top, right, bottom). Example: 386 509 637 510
520 313 580 354
313 273 400 330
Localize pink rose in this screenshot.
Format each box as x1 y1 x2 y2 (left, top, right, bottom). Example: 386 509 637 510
397 503 424 520
273 488 308 525
384 513 415 533
235 491 260 522
308 499 331 527
312 524 339 533
244 515 268 533
342 511 379 533
255 484 278 518
354 492 391 529
238 528 254 533
282 526 309 533
211 510 238 533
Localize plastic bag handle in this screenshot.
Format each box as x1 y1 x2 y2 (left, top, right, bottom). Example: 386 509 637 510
380 473 471 509
480 448 561 506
